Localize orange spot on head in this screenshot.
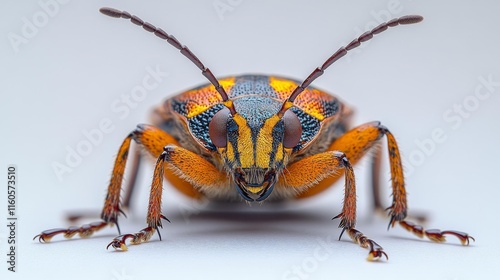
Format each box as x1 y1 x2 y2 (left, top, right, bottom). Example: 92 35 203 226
178 77 236 118
269 77 298 100
269 76 336 121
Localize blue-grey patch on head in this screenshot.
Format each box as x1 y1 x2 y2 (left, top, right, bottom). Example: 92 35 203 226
233 97 282 127
188 103 225 151
229 75 278 98
233 97 282 145
290 107 320 152
171 99 188 116
321 99 340 119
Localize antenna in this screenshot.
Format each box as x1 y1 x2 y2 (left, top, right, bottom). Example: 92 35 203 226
99 7 237 115
277 15 424 116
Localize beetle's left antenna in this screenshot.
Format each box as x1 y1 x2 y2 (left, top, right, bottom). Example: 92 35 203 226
99 7 237 115
277 15 423 117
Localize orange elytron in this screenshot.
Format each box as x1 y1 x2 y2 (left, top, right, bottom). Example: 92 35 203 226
34 7 474 261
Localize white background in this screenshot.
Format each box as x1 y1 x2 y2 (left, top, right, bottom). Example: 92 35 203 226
1 0 500 279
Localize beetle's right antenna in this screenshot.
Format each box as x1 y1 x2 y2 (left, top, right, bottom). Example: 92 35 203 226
277 15 423 117
99 7 237 115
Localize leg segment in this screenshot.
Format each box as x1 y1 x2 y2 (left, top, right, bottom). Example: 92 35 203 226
398 221 475 246
372 126 474 245
122 143 142 209
33 221 108 243
297 122 385 198
303 121 409 222
34 124 197 243
370 146 384 214
283 150 387 260
295 121 473 252
345 228 388 261
107 144 228 250
34 134 135 242
107 152 169 251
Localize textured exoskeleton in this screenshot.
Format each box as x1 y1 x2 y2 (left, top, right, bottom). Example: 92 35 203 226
34 7 474 261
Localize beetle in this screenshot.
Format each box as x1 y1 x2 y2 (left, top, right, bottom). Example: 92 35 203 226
34 7 474 261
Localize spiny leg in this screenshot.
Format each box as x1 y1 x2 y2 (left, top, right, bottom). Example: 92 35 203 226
107 152 169 251
283 150 387 261
380 126 474 245
107 144 228 251
370 147 427 223
34 124 181 243
330 122 473 245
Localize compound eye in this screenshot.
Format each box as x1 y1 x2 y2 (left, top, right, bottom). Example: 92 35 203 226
209 107 230 148
283 110 302 148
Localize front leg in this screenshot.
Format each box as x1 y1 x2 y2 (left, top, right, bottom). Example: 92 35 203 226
282 151 388 261
107 145 228 251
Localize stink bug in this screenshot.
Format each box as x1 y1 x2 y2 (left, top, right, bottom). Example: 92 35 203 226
34 7 474 261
